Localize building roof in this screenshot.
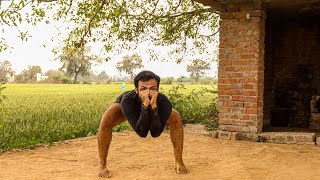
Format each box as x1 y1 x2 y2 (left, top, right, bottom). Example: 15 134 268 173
196 0 320 17
197 0 320 8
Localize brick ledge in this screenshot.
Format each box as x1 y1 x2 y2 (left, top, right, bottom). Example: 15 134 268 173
211 130 320 145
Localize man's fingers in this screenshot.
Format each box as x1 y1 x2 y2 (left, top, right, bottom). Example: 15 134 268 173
150 91 159 97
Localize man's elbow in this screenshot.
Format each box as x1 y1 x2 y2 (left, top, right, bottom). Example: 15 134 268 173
136 129 148 138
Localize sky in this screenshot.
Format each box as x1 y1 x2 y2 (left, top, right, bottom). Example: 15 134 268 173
0 2 218 78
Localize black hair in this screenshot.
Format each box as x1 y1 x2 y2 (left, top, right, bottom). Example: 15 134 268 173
134 70 160 88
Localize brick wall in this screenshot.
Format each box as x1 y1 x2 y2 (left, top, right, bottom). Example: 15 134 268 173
218 8 266 133
266 15 320 128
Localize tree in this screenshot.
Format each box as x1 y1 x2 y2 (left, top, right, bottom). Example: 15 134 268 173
176 75 190 83
162 77 174 84
58 46 101 83
77 71 98 82
15 65 42 83
0 0 219 63
187 59 210 82
116 54 144 80
44 69 64 77
97 71 109 82
43 69 65 83
0 60 14 82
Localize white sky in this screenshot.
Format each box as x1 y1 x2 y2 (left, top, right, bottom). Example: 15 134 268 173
0 2 218 78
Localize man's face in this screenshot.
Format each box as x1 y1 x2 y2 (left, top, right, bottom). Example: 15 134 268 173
135 79 159 98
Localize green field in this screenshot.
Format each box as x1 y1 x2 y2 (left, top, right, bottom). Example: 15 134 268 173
0 83 216 152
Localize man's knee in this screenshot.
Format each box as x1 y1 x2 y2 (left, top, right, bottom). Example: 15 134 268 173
168 109 183 127
150 128 164 138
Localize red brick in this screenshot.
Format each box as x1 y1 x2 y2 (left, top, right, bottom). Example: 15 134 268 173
223 78 237 84
250 10 266 18
231 95 244 101
219 119 232 124
244 84 253 89
240 115 250 120
249 91 259 96
237 102 244 107
244 79 259 84
224 67 236 71
250 115 258 121
235 48 244 53
234 12 246 19
245 48 260 53
244 102 251 108
218 84 230 90
220 13 234 19
224 102 237 107
230 114 239 119
219 61 232 66
219 107 231 113
231 73 244 78
246 72 258 78
252 103 258 108
246 97 258 102
218 95 231 101
220 90 241 95
243 108 258 114
246 121 257 127
241 5 255 11
218 114 225 119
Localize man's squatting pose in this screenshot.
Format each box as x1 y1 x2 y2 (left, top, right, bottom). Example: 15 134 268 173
97 70 188 178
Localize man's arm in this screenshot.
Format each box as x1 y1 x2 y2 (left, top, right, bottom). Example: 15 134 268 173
120 99 150 137
149 91 170 137
149 107 163 137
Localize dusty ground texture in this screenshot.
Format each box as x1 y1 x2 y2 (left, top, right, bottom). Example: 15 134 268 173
1 127 320 180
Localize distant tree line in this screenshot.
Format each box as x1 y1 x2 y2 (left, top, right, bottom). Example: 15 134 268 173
0 50 215 84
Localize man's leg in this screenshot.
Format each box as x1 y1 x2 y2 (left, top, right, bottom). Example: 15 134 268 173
167 109 188 174
98 103 126 178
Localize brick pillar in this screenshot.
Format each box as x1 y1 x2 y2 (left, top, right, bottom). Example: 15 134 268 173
218 8 266 133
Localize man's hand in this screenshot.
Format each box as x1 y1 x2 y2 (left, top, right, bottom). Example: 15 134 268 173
149 90 159 110
139 90 151 108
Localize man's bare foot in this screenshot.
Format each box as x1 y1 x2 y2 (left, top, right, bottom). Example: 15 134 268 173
98 166 111 178
175 163 188 174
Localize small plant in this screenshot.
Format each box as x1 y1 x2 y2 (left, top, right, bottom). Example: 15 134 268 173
0 81 6 104
112 121 131 132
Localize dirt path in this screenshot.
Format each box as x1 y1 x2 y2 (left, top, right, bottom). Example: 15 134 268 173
1 130 320 180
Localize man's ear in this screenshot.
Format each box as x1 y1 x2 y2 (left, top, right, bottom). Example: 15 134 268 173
135 88 138 94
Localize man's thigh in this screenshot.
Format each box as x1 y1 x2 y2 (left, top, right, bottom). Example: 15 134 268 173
167 108 182 126
104 103 126 127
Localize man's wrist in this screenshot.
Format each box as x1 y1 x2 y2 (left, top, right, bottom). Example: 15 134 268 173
142 103 149 110
151 104 157 110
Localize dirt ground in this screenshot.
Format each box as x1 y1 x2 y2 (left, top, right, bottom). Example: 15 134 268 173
1 128 320 180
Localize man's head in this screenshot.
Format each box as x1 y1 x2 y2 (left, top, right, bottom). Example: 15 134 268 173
134 70 160 96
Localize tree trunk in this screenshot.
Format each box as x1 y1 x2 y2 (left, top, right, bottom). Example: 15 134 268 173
74 72 79 84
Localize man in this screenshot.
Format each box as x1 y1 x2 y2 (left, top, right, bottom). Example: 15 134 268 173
98 70 188 178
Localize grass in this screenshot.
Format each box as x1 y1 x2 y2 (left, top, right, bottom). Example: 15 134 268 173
0 83 216 152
